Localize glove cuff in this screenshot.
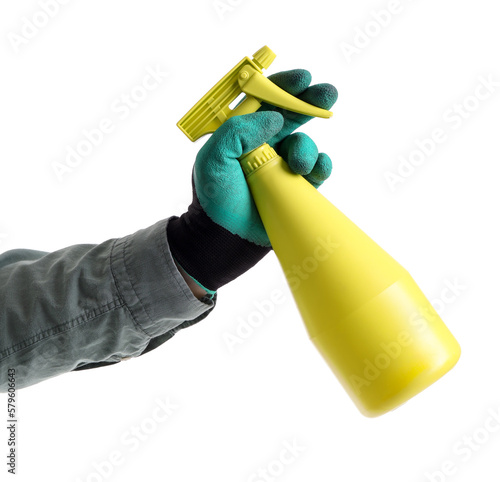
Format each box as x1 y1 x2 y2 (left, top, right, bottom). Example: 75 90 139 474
166 192 271 292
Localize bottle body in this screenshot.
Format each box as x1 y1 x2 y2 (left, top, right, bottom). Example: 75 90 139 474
240 144 461 417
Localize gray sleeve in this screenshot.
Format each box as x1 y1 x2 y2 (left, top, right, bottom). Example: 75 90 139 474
0 218 215 392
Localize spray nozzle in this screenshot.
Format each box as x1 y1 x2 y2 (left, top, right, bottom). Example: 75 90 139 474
177 46 333 142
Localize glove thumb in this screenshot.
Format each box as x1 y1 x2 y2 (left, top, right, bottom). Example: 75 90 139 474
200 111 284 162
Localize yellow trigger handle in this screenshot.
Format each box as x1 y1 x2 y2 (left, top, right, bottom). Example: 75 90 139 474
229 65 333 120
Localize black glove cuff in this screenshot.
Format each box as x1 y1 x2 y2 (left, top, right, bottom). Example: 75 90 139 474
166 191 271 292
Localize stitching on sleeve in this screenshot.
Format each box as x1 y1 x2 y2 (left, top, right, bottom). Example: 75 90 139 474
109 237 151 337
0 298 125 361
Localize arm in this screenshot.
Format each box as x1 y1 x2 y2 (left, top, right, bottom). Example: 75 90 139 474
0 69 337 392
173 258 207 299
0 218 214 392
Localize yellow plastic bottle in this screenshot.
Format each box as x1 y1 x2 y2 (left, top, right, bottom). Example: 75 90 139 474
239 144 461 417
177 46 461 417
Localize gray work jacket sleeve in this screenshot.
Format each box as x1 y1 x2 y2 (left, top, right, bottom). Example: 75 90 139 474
0 218 216 392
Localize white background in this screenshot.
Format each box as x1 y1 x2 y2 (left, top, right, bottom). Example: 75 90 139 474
1 0 499 481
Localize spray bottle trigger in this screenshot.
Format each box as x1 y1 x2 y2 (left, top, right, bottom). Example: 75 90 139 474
233 65 333 119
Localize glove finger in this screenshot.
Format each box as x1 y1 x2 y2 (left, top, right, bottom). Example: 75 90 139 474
303 152 333 188
233 70 311 114
257 69 313 115
267 83 338 147
264 69 312 96
278 132 319 175
283 83 338 127
299 83 338 111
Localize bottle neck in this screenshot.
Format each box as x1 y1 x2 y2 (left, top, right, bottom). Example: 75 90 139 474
238 143 280 178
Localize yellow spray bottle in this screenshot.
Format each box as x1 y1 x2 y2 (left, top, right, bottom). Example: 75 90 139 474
177 46 461 417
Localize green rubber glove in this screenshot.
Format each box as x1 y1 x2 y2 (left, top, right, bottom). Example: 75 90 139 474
167 69 337 292
194 69 338 248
